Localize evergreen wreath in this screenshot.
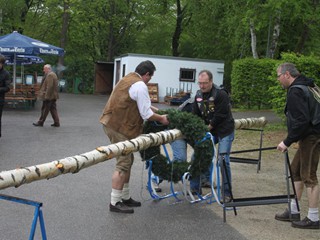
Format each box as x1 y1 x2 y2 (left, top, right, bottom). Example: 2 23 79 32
141 109 214 183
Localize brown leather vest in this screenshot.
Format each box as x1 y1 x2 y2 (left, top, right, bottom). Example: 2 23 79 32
100 72 144 139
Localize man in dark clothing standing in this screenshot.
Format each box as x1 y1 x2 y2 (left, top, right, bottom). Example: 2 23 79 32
191 70 235 201
275 63 320 229
0 54 11 138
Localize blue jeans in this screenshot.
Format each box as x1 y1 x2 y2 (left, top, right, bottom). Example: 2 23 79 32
189 131 235 195
170 138 187 162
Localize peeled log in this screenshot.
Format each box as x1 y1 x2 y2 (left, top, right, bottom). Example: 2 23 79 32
0 117 266 190
234 116 267 129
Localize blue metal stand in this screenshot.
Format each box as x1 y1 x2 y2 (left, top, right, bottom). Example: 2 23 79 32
0 194 47 240
146 132 218 204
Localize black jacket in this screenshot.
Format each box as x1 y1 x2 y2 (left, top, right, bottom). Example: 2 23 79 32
0 67 10 104
284 75 320 147
193 85 234 138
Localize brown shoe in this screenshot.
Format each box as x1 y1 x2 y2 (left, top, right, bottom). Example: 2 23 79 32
33 122 43 127
275 208 300 222
109 202 134 213
292 217 319 229
122 198 141 207
51 123 60 127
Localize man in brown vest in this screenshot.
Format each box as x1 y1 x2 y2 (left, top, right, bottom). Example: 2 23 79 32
100 60 169 213
33 64 60 127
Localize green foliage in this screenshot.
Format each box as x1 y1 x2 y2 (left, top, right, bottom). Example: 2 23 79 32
231 58 277 109
63 58 94 94
1 0 320 95
141 109 214 183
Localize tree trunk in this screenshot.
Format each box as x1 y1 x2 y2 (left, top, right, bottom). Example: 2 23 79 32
172 0 183 57
0 117 266 190
250 19 259 59
269 15 280 59
295 24 309 53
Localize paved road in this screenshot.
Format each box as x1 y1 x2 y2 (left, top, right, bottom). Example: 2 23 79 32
0 93 278 240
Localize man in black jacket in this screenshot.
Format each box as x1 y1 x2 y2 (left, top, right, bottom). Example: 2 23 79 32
0 55 10 138
275 63 320 229
191 70 235 201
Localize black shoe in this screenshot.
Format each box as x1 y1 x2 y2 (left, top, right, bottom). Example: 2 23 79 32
33 122 43 127
109 202 134 213
292 217 319 229
51 123 60 127
275 208 300 222
122 198 141 207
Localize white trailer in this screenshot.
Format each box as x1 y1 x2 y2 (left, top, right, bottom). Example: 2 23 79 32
113 53 224 102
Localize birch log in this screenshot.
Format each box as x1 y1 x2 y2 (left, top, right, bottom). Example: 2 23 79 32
0 117 266 190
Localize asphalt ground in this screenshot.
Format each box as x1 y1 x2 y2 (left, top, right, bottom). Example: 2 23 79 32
0 93 281 240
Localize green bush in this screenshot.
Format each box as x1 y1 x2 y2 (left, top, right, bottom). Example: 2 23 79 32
231 58 277 109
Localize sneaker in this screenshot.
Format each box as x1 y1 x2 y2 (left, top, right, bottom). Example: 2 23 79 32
292 217 320 229
122 197 141 207
109 202 134 213
275 208 300 222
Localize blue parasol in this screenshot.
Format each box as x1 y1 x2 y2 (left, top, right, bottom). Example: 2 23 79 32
0 31 65 93
0 31 65 56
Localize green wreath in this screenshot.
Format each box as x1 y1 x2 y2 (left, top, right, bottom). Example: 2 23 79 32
141 109 214 183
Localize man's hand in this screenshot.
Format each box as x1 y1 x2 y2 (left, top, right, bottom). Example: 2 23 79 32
159 115 169 125
277 141 288 152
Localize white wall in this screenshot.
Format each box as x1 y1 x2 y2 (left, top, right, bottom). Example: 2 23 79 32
113 53 224 101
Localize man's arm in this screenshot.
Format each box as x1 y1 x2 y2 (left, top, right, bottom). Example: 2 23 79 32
129 82 169 125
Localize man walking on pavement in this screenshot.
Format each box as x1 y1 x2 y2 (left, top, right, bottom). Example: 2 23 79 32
33 64 60 127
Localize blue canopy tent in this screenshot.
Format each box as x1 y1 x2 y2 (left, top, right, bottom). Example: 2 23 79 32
0 31 65 93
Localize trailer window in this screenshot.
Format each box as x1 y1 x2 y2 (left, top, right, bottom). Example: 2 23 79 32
180 68 196 82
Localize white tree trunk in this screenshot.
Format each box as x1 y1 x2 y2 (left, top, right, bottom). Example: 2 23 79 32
250 19 259 59
269 15 280 59
0 117 267 190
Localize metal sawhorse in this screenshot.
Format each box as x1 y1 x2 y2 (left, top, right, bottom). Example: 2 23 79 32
230 128 268 173
0 194 47 240
221 151 299 222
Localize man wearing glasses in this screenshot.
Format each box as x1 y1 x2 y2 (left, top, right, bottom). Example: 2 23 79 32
275 63 319 229
192 70 235 202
